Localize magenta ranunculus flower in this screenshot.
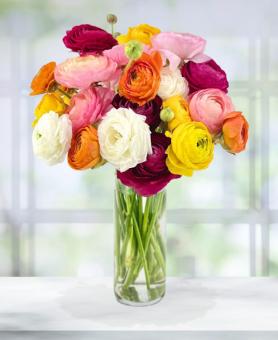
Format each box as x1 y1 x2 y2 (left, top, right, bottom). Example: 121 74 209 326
54 55 118 89
189 88 234 135
117 133 180 196
112 94 162 130
68 86 114 133
151 32 206 61
63 24 118 55
181 59 229 94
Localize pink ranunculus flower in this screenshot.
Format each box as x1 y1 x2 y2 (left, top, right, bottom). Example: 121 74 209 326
103 45 129 66
68 86 114 133
54 55 118 89
103 44 154 67
151 32 206 61
189 88 234 135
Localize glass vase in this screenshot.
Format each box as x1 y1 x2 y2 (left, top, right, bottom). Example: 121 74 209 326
114 179 166 306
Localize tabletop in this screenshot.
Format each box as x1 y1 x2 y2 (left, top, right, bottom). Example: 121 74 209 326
0 277 277 336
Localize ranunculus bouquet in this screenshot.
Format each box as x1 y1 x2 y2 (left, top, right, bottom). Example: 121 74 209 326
30 15 249 306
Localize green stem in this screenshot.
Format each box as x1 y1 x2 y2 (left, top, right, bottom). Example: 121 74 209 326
123 192 165 287
142 197 151 238
56 87 71 99
150 233 165 275
138 195 143 228
131 214 151 290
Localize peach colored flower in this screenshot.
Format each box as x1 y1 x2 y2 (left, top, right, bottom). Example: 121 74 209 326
222 111 249 153
68 125 102 170
189 88 234 134
54 55 117 89
30 62 56 96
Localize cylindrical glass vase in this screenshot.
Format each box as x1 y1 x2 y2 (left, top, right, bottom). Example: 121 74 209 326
114 179 166 306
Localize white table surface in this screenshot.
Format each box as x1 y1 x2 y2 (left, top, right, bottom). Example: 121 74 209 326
0 277 277 332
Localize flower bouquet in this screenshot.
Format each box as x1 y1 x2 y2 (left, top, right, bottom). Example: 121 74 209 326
30 15 249 306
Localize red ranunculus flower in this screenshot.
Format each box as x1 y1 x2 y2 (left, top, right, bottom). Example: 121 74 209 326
117 133 180 196
63 24 118 55
112 94 162 130
181 59 229 94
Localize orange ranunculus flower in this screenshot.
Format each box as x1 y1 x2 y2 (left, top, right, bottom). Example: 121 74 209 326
118 51 162 106
222 111 249 153
68 125 102 170
30 61 56 96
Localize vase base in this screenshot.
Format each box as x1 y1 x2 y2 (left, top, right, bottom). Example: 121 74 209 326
114 282 165 307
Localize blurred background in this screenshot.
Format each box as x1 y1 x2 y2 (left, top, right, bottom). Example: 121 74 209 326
0 0 277 278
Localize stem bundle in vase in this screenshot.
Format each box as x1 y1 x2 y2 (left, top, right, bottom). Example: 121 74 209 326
115 180 166 304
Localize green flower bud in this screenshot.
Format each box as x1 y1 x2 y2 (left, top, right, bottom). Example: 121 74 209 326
106 14 117 24
124 40 143 60
160 108 175 122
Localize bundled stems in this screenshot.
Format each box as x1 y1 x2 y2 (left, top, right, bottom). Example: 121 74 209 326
114 180 166 304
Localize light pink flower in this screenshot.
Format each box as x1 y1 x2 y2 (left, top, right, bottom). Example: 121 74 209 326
68 86 114 133
54 55 117 89
146 47 181 71
103 44 153 67
103 45 129 66
100 68 122 91
189 88 234 134
151 32 206 61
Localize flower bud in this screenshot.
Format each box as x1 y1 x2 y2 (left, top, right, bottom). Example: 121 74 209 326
160 107 174 122
124 40 143 60
106 14 117 24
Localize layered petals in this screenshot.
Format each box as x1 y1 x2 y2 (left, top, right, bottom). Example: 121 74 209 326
118 52 162 106
63 24 117 55
151 32 206 61
54 55 117 89
189 88 234 135
117 23 160 45
162 95 191 131
117 133 180 196
222 111 249 153
182 59 229 94
30 62 56 96
112 94 162 130
68 87 114 133
68 125 102 170
166 122 214 176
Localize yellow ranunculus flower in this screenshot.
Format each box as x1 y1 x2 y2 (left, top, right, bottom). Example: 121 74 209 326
32 93 66 127
166 122 214 176
117 24 160 45
163 95 191 131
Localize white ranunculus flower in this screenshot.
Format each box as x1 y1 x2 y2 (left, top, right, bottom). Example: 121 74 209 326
158 67 189 100
32 111 72 165
98 107 152 172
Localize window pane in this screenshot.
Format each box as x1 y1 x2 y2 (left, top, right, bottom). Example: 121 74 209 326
0 98 12 209
270 224 278 275
34 163 114 210
269 97 278 209
206 37 249 81
31 223 113 276
0 223 12 276
269 38 278 80
0 38 11 81
167 223 250 276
